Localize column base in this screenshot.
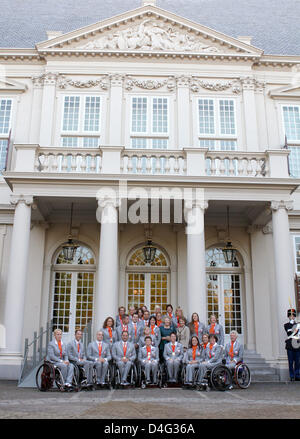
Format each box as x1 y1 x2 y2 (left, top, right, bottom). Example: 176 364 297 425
267 357 290 382
0 353 23 380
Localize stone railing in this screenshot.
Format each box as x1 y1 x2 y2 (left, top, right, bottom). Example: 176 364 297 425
10 144 291 179
121 149 186 175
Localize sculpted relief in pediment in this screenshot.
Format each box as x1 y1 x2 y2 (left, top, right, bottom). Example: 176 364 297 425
77 19 221 53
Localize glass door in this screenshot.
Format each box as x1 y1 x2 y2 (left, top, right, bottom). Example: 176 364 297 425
127 272 169 313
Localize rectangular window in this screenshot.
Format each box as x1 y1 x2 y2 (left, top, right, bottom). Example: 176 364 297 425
61 95 101 147
283 106 300 142
131 96 169 149
294 236 300 273
0 99 12 172
198 97 236 148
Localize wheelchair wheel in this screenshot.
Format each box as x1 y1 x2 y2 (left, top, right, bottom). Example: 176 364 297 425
131 363 138 386
36 362 54 391
54 367 65 391
72 363 80 389
234 363 251 389
210 365 232 391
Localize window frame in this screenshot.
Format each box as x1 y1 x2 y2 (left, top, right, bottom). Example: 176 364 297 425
280 103 300 144
0 96 14 173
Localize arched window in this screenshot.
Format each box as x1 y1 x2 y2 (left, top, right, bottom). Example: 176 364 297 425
51 244 96 340
127 245 170 313
206 246 244 345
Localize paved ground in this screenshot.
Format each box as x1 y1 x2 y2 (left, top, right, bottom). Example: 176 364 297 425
0 381 300 419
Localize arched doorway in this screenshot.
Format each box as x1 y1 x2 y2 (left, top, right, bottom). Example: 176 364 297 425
51 244 96 342
126 245 170 313
206 246 244 345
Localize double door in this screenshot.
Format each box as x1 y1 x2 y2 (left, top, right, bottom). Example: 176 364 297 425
127 272 169 313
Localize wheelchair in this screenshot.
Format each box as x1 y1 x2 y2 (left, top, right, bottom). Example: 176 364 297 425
232 361 251 389
36 359 73 392
181 363 200 389
92 360 114 390
70 361 95 391
197 362 233 392
160 360 184 388
113 360 138 389
136 360 163 389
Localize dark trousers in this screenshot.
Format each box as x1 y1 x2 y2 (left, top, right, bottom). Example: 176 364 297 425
287 349 300 379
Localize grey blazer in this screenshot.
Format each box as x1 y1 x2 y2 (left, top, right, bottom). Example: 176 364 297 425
129 322 143 344
176 326 190 349
102 327 118 345
47 340 69 363
163 313 178 329
224 340 244 364
202 343 224 364
138 345 159 363
204 323 225 346
116 324 134 342
183 347 202 364
163 342 184 362
67 340 87 362
138 334 156 349
189 322 206 340
149 325 161 347
112 341 136 362
87 341 111 362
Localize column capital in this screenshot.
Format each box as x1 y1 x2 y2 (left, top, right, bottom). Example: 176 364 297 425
97 197 120 209
109 73 125 87
10 194 34 207
184 199 209 211
270 200 293 212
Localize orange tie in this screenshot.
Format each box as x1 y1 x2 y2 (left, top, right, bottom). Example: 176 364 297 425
209 323 216 334
77 342 80 353
98 342 102 357
209 343 214 358
192 346 197 361
134 324 137 337
123 343 127 357
58 341 62 358
229 341 234 359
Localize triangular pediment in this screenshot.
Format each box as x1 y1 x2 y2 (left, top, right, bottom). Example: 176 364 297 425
0 77 27 92
36 4 263 58
269 83 300 99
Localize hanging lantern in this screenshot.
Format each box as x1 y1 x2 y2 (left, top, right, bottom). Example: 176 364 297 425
62 203 79 262
143 240 157 264
209 260 218 281
222 241 237 265
221 205 237 265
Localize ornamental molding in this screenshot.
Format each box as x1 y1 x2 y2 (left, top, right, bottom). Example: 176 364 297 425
31 72 59 87
57 75 109 90
125 75 176 91
239 76 266 92
77 19 224 54
270 200 294 212
189 78 242 94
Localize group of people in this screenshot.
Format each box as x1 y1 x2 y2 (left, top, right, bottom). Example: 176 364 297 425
46 304 244 388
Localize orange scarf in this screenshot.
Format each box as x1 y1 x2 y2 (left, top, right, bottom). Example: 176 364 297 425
194 321 199 334
58 341 62 358
229 341 234 359
172 344 175 353
108 327 112 339
203 343 208 350
150 325 155 335
192 345 197 361
209 323 216 334
146 346 151 359
209 343 214 358
157 320 162 327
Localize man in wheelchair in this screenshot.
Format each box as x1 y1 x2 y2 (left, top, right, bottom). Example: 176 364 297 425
224 330 244 369
87 330 112 386
112 329 136 385
138 335 159 385
197 334 223 386
163 332 184 383
67 329 94 389
47 328 74 390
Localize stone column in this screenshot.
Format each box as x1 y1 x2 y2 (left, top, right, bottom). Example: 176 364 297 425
30 75 44 143
271 200 294 357
108 74 124 145
39 72 58 146
176 75 191 148
241 76 259 152
95 198 119 329
185 200 208 323
2 195 34 358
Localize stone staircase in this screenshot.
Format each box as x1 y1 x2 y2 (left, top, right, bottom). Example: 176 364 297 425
243 350 280 382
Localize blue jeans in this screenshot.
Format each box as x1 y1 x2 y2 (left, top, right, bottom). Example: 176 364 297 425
287 349 300 379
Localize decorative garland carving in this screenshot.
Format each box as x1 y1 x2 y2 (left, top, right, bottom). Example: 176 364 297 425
125 76 176 91
190 78 242 94
57 75 109 90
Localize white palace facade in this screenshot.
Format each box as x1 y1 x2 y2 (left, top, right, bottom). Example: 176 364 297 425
0 0 300 380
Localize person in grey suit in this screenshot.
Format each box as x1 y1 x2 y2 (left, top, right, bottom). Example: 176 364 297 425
138 336 159 384
163 332 184 383
102 317 118 348
47 328 74 388
115 306 126 327
87 330 111 385
197 334 224 385
177 318 190 351
138 325 156 349
183 336 202 385
188 313 206 342
205 314 225 346
149 315 161 347
116 314 134 342
67 329 94 387
163 304 178 330
130 313 143 349
224 330 244 369
112 330 136 385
